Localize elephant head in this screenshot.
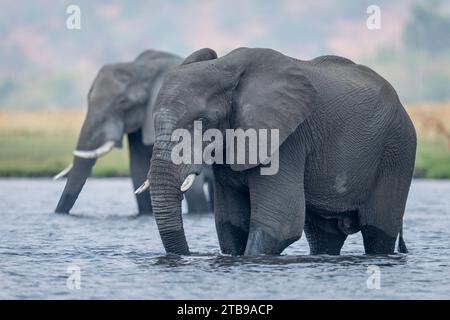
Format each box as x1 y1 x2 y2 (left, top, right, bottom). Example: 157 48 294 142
145 48 315 254
55 50 181 214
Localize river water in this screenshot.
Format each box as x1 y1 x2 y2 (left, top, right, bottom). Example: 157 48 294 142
0 178 449 299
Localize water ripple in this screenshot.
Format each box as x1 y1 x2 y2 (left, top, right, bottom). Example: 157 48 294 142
0 178 449 299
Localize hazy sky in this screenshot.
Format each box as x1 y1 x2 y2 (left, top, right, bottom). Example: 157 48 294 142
2 0 448 107
1 0 414 72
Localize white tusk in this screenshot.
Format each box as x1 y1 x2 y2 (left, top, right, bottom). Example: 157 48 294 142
180 174 196 192
134 180 150 194
73 141 115 159
53 163 73 181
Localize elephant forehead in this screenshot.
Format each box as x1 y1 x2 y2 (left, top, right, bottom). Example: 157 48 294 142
90 74 124 99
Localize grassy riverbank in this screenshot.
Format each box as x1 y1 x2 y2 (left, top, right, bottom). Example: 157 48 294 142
407 103 450 178
1 103 450 178
0 111 129 177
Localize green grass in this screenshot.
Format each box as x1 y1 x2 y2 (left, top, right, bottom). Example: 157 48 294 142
415 138 450 179
0 131 130 177
0 111 129 177
1 130 449 179
1 110 450 179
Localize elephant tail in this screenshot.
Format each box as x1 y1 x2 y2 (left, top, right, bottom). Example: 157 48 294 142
397 225 408 254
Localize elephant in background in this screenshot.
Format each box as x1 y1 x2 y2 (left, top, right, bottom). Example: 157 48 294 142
144 47 416 256
54 50 213 215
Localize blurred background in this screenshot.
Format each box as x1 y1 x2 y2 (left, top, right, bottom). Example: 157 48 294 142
0 0 449 178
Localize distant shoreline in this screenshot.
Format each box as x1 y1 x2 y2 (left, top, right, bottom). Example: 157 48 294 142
1 103 450 179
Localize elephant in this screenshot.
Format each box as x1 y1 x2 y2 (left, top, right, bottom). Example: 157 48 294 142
143 47 416 256
54 50 214 215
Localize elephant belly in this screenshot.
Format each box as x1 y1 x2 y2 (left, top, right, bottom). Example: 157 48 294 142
302 102 391 213
303 142 382 214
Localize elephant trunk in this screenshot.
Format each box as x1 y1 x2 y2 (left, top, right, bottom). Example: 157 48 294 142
54 113 123 214
55 156 96 213
149 138 192 255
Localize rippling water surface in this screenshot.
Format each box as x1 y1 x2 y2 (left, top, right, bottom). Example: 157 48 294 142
0 178 449 299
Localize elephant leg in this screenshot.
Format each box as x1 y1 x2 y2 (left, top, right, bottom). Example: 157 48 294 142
203 167 215 212
213 168 250 255
184 173 211 214
304 210 347 255
128 130 153 215
244 156 305 255
359 160 413 254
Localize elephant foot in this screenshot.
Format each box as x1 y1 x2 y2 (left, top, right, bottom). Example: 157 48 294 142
304 214 347 255
361 225 396 254
305 226 347 255
244 225 299 256
217 221 248 256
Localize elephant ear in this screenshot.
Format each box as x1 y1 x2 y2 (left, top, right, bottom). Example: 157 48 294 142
228 49 317 171
182 48 217 65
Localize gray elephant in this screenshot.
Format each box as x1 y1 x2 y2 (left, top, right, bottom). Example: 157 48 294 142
54 50 213 215
144 47 416 256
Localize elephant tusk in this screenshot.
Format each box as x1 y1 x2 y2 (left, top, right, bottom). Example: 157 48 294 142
73 141 115 159
53 163 74 181
134 180 150 194
180 174 196 192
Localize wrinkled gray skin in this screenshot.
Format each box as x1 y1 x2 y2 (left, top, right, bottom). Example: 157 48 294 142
148 47 416 256
55 50 213 215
